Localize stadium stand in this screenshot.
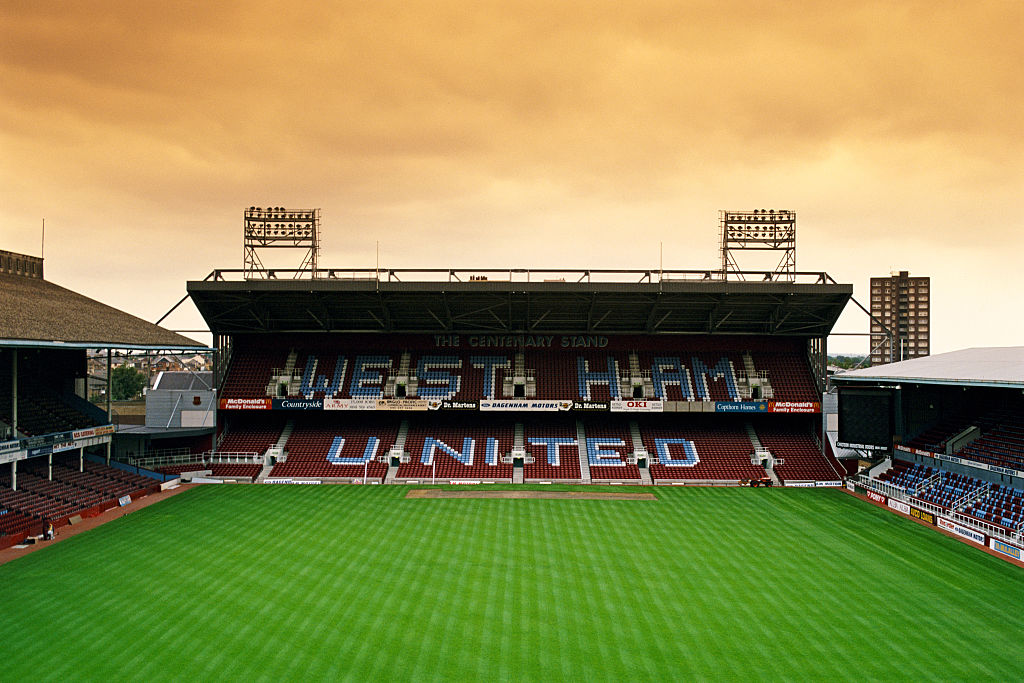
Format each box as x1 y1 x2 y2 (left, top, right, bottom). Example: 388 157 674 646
217 414 284 455
584 420 641 480
641 417 766 482
195 279 843 489
901 408 1024 472
218 334 821 405
870 457 1024 537
523 418 582 480
755 423 842 483
156 463 264 481
207 334 839 485
271 415 395 480
398 417 514 480
0 251 205 544
963 485 1024 533
0 454 160 539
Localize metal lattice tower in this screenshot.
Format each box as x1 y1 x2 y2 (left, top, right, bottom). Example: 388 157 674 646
720 209 796 282
243 207 320 280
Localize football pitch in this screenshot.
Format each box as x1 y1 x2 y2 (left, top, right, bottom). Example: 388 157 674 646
1 485 1022 681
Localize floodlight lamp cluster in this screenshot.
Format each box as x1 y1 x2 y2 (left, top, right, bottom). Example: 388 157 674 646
246 206 316 220
723 209 794 223
244 206 318 239
719 208 798 281
243 205 321 279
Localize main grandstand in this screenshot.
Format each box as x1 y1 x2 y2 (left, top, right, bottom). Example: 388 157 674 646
0 249 207 546
182 266 850 487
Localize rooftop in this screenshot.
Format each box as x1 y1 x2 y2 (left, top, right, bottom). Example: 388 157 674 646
0 268 205 350
832 347 1024 390
188 268 852 337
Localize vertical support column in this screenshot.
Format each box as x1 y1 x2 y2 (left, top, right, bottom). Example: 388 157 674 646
106 349 113 423
48 453 52 481
81 446 85 472
11 350 17 436
105 440 111 466
893 386 904 450
11 461 16 491
213 338 220 398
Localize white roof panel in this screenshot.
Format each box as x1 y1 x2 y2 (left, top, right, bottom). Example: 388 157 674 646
833 347 1024 389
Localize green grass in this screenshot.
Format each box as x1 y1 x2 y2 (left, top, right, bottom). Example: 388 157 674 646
1 485 1022 681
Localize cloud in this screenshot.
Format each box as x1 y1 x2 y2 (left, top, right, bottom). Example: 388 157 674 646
0 1 1021 351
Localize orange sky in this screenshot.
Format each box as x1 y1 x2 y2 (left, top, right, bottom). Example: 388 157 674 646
1 1 1022 352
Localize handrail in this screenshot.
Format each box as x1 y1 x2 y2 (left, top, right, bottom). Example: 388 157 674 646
950 482 989 512
914 472 942 496
856 473 1020 543
197 267 840 286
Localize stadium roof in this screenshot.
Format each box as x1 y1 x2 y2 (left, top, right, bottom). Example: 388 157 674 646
832 347 1024 389
187 268 851 337
0 271 206 350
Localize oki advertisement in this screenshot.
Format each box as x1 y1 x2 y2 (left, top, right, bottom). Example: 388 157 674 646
610 400 664 413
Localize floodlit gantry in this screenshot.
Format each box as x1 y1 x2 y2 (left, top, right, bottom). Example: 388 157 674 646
720 209 797 282
242 206 321 279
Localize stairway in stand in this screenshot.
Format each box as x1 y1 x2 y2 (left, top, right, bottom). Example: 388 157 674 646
576 420 592 483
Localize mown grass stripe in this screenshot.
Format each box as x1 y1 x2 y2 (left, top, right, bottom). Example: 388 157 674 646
1 486 1022 681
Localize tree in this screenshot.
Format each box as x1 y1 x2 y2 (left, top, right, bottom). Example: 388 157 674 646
110 365 147 401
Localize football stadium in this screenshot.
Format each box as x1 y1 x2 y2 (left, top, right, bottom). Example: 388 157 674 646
1 208 1023 681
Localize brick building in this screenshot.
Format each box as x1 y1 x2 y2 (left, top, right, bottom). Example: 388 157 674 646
869 271 930 366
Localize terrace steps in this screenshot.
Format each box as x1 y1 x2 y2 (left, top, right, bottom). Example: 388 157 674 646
576 420 592 483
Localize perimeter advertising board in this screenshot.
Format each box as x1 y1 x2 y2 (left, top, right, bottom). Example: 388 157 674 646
219 398 271 410
714 401 820 414
610 400 664 413
937 517 986 545
895 445 1024 480
989 539 1023 561
479 400 570 412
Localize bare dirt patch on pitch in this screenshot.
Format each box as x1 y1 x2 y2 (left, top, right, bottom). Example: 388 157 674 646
406 489 657 500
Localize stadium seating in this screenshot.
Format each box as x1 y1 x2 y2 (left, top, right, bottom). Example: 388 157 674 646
963 484 1024 532
641 418 765 481
523 419 581 480
209 335 836 486
584 421 640 480
217 415 284 455
755 424 842 483
0 387 97 436
573 351 630 401
522 350 576 399
749 353 819 402
209 464 263 479
876 460 927 490
903 410 1024 472
874 459 1024 534
903 417 973 453
218 334 822 405
0 455 158 538
155 463 263 481
220 345 290 399
397 420 514 480
271 416 394 479
910 471 984 510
